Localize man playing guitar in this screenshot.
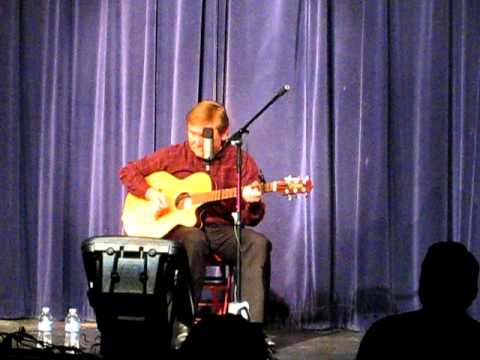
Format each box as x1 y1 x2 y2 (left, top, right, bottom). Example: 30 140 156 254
119 100 271 332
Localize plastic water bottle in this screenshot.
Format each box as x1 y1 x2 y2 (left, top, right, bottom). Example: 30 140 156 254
64 308 81 352
37 306 53 348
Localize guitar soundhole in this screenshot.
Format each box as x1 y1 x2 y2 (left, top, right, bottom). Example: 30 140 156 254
175 193 192 210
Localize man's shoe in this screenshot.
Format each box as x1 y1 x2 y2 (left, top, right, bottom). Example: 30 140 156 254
174 322 190 350
265 336 278 359
265 336 276 348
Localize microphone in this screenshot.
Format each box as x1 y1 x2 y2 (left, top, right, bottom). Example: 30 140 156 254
275 84 291 98
202 127 214 171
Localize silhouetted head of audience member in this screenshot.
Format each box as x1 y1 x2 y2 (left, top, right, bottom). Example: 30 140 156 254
356 241 480 359
176 314 269 360
418 241 479 314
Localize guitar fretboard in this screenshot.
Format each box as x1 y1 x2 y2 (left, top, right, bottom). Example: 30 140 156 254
190 182 278 205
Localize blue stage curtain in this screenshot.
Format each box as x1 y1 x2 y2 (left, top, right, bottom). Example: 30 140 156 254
1 0 479 331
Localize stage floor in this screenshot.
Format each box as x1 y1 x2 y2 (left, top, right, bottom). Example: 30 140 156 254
0 319 363 359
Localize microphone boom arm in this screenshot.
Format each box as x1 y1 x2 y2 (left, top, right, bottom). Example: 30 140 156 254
214 84 290 158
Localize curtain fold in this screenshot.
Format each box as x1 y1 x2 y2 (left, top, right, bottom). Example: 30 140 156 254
1 0 480 330
450 0 480 319
0 1 26 317
331 0 392 330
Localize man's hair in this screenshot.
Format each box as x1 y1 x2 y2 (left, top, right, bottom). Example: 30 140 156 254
186 100 229 134
419 241 479 311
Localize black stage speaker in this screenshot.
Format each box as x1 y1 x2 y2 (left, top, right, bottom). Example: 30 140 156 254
81 236 194 358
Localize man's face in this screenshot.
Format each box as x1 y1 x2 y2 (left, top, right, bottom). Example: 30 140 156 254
187 123 228 159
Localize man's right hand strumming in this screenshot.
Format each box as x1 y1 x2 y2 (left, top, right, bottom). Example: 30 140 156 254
145 187 168 215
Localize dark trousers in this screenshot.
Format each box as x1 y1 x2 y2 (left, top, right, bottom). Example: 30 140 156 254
167 224 271 323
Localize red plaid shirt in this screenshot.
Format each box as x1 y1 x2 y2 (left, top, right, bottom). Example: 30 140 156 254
119 141 266 226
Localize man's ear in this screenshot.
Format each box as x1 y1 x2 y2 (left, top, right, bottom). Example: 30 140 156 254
221 130 229 141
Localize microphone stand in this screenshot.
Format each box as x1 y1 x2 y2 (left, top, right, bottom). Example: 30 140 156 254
213 85 290 318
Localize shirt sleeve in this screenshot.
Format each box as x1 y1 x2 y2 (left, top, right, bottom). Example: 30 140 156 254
240 151 266 226
118 147 170 198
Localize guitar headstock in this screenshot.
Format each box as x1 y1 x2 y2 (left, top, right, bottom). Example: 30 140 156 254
274 175 313 199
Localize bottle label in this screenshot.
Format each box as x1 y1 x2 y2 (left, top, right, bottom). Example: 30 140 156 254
38 320 52 332
65 322 80 332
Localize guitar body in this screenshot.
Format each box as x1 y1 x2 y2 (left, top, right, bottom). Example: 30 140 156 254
121 170 312 239
121 171 212 238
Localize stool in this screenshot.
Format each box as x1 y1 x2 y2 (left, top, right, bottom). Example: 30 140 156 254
198 254 233 316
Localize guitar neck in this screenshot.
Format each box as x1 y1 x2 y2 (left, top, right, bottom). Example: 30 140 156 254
191 182 277 205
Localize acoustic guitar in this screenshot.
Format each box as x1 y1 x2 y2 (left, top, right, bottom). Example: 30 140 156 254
121 171 312 238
